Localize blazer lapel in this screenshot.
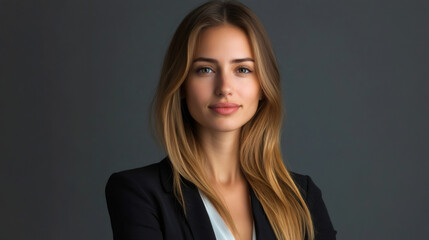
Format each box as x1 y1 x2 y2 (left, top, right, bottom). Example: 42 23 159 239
249 187 277 239
181 180 217 240
158 158 216 240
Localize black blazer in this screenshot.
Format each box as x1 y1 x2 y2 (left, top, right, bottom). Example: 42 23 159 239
105 158 337 239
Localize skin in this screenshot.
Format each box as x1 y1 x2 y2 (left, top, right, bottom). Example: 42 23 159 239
184 24 261 240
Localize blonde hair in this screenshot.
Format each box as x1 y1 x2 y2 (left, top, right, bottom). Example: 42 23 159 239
152 1 314 239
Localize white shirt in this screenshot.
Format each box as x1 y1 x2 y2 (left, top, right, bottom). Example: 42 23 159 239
199 190 256 240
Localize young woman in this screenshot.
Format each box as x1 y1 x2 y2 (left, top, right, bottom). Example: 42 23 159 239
105 1 337 239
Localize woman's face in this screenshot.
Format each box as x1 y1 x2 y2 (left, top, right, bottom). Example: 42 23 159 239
184 25 262 134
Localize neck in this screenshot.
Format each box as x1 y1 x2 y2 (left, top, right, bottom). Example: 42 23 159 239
197 128 243 186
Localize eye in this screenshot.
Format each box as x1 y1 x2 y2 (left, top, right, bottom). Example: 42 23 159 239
237 67 251 74
197 67 214 74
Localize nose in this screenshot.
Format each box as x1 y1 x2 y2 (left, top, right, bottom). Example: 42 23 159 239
215 71 233 97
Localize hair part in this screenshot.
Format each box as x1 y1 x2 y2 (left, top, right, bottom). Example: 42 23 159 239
152 1 314 239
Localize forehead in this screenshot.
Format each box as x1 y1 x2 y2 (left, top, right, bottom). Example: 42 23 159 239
193 25 253 59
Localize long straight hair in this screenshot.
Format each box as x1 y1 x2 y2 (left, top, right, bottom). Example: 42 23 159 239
152 1 314 239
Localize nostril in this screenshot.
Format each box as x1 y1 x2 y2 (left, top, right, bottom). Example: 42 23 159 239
215 89 232 96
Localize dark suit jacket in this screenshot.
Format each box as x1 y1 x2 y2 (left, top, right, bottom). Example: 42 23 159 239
105 157 337 239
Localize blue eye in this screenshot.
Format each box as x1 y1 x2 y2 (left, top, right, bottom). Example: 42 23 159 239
237 67 251 74
197 67 213 73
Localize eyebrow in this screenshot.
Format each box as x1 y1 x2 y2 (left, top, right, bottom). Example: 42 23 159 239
193 57 254 64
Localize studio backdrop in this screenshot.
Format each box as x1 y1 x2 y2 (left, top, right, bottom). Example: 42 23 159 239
1 0 428 239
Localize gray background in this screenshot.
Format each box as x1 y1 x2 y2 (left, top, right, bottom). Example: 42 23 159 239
1 0 428 239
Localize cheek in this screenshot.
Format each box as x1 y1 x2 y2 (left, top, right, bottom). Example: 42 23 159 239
185 82 213 117
185 81 212 103
240 82 261 102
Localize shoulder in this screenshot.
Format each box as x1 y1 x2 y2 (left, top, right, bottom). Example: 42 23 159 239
289 171 319 200
107 157 172 188
289 171 338 239
107 159 163 188
105 158 173 239
105 157 173 206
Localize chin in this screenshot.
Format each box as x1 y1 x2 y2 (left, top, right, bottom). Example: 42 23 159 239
206 121 246 133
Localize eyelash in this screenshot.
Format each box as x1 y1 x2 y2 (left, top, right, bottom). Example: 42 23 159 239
195 66 252 74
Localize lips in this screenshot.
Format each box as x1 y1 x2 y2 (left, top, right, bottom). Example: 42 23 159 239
208 102 241 115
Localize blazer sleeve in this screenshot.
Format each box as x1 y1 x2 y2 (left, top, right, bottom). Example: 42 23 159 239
105 173 163 240
304 175 337 240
